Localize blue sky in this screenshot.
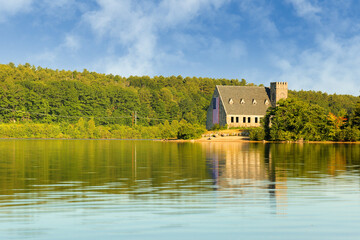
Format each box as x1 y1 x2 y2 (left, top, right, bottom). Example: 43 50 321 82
1 0 360 95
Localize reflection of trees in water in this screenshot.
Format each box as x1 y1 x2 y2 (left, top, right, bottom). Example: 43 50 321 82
270 143 360 178
203 142 287 213
204 143 282 186
205 142 360 184
203 142 360 214
1 140 359 206
0 140 210 201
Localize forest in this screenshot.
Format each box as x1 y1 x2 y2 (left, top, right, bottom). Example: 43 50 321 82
0 63 246 139
250 99 360 142
0 63 249 126
288 90 359 116
0 63 359 140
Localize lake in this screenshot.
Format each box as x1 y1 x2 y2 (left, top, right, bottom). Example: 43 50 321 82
0 140 360 239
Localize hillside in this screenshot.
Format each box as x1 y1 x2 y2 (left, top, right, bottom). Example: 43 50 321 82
0 63 249 125
289 90 359 116
0 63 358 127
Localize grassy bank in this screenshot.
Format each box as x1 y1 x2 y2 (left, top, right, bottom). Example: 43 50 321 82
0 119 206 140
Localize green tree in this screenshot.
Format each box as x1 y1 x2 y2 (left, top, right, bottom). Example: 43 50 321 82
265 99 331 141
351 102 360 128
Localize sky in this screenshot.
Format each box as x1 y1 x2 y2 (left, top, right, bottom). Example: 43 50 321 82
0 0 360 95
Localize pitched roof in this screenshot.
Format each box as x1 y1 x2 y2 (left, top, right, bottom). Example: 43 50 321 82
217 85 271 115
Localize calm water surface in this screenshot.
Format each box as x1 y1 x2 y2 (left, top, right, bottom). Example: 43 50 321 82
0 140 360 239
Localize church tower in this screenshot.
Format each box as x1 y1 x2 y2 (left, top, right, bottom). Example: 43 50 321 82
270 82 288 107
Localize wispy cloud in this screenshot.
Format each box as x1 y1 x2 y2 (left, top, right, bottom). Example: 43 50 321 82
238 0 278 36
1 0 359 95
0 0 33 22
63 34 80 51
83 0 229 76
32 33 82 69
272 34 360 95
285 0 321 19
266 1 360 95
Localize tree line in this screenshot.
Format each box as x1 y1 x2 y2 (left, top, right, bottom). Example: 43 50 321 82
0 119 205 140
0 63 249 126
1 63 359 140
289 90 358 116
250 99 360 142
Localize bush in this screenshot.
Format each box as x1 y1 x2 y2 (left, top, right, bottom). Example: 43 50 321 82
249 127 265 141
177 120 206 140
211 124 228 130
267 99 333 141
0 120 207 140
344 126 360 142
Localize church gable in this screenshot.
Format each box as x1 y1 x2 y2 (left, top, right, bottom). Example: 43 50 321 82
206 82 288 129
216 86 271 116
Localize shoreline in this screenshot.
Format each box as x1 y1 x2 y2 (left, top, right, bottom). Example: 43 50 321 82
0 137 359 144
168 136 360 144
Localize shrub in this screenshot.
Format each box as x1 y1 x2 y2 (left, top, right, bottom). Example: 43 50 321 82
211 124 228 130
177 120 206 140
249 127 265 141
344 126 360 142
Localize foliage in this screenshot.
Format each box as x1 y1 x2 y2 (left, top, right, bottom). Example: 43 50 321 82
0 119 205 140
327 113 347 130
0 63 250 126
0 63 359 141
177 120 206 140
265 99 331 141
289 90 359 116
249 127 265 141
343 126 360 142
350 102 360 128
210 123 228 130
264 99 360 142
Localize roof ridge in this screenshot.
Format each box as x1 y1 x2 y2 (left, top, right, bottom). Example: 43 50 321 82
216 85 271 116
216 85 266 88
216 85 227 115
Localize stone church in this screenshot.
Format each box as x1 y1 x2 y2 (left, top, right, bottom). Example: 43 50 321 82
206 82 288 129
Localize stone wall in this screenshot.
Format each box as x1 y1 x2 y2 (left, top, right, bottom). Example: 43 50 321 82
270 82 288 107
206 87 227 130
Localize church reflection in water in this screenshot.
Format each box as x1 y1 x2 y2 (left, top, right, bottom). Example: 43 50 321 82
203 142 288 214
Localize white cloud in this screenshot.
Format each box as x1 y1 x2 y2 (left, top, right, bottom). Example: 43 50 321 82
158 0 226 27
0 0 33 22
238 0 279 36
35 0 89 22
40 0 74 8
32 33 81 68
272 34 360 95
286 0 321 19
0 0 85 23
83 0 229 76
33 50 57 64
63 34 80 51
